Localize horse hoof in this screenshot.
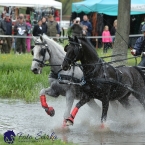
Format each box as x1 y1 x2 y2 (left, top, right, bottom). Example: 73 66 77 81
62 120 67 128
66 120 73 126
46 107 55 117
100 123 105 129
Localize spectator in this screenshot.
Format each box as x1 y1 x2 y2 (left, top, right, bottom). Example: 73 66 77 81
14 14 28 54
0 15 6 53
131 25 145 66
139 17 145 34
41 17 47 34
26 17 32 52
69 17 83 37
4 13 12 53
54 10 60 22
81 15 92 36
102 25 112 53
111 19 117 35
32 18 43 36
111 19 117 43
46 14 60 38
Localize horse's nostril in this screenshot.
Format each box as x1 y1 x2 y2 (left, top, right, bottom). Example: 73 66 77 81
64 66 68 71
32 68 38 73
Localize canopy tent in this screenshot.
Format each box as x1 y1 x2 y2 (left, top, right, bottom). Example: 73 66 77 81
0 0 62 26
0 0 62 10
72 0 145 16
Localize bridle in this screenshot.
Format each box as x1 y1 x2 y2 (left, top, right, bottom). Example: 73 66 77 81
32 41 51 67
64 39 82 65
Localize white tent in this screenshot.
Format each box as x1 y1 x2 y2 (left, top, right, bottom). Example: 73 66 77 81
0 0 62 10
0 0 62 26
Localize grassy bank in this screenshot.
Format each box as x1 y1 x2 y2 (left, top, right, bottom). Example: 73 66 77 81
0 48 141 102
0 53 49 102
0 134 75 145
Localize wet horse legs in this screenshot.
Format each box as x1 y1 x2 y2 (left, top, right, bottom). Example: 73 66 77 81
66 96 91 126
39 88 55 116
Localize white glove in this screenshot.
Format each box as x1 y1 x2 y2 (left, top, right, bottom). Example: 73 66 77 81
131 49 136 55
143 52 145 55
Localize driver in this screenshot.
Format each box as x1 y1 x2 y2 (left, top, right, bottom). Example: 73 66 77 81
131 25 145 67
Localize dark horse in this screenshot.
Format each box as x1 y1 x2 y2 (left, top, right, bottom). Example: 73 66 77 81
62 36 145 127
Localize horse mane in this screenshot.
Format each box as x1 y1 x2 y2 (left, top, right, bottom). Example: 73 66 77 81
133 66 145 85
42 34 65 56
80 37 99 57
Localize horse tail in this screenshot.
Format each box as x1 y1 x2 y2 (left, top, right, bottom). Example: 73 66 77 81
133 66 145 85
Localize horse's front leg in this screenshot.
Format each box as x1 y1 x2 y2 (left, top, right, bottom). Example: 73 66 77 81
101 98 109 128
66 94 90 126
39 87 56 117
63 90 74 127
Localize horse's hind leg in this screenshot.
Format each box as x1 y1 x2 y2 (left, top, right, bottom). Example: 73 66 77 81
118 92 131 109
133 87 145 109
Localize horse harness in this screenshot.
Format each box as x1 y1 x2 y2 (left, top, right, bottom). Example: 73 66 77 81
64 40 83 65
64 39 145 97
32 41 51 67
32 40 84 85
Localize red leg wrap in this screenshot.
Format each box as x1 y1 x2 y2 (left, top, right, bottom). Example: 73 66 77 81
40 95 55 117
71 107 79 118
40 95 48 108
45 107 55 116
66 107 79 125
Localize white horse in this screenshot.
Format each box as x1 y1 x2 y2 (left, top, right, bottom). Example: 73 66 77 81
31 34 102 126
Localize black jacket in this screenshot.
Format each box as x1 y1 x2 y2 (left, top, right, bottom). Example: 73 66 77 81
41 22 47 34
0 18 6 34
110 27 116 35
33 25 43 36
4 19 12 35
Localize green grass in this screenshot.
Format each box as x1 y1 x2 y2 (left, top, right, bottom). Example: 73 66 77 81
0 134 75 145
0 53 49 102
0 48 141 102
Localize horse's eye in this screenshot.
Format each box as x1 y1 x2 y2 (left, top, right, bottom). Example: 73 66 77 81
31 50 34 55
40 49 45 56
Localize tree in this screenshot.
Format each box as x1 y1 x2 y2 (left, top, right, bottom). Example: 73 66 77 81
112 0 131 66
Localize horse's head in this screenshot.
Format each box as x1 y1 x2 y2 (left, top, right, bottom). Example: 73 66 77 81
62 36 83 71
31 35 51 74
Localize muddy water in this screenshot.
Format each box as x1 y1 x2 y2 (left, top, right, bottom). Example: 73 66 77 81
1 97 145 145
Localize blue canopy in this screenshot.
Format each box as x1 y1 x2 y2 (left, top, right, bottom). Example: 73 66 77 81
72 0 145 16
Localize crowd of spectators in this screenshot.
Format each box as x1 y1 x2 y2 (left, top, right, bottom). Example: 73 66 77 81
68 15 117 53
0 10 60 54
